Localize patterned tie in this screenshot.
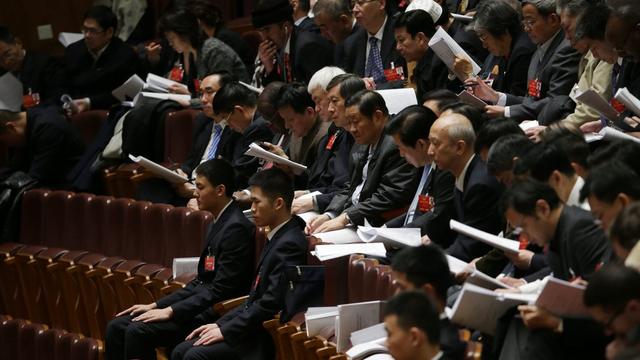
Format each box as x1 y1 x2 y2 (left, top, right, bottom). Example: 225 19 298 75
405 165 431 225
206 124 222 160
366 37 385 84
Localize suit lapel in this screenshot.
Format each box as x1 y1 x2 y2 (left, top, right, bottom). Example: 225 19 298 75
380 19 396 66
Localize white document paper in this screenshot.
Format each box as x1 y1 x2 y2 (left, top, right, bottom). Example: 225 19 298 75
599 127 640 144
337 301 385 352
446 255 469 274
452 13 474 22
535 277 588 318
298 211 320 224
571 88 619 121
314 228 361 244
145 73 188 93
375 88 418 115
128 154 188 184
350 323 387 346
297 191 322 202
313 243 387 261
346 342 388 360
356 226 421 248
58 32 83 47
449 220 520 254
172 257 199 278
466 270 512 290
519 120 540 132
239 81 263 94
112 74 145 102
137 92 191 105
450 283 535 336
615 87 640 117
244 143 307 175
305 307 339 337
584 132 604 143
428 27 481 81
457 90 487 109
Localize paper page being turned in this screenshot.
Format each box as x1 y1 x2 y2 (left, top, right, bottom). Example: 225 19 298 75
571 88 619 121
128 154 188 184
599 127 640 144
535 277 588 318
356 226 421 247
244 143 307 175
145 73 188 93
337 301 385 352
428 27 481 81
113 74 145 101
449 220 520 254
615 87 640 117
375 88 418 115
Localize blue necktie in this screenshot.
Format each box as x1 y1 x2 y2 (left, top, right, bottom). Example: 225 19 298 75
366 37 385 84
405 165 431 225
206 124 222 160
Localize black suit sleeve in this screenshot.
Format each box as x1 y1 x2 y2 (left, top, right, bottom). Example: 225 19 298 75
232 123 274 188
28 121 73 182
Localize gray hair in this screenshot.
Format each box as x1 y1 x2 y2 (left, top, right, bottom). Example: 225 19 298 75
313 0 352 17
522 0 558 16
444 116 476 149
308 66 346 93
556 0 589 17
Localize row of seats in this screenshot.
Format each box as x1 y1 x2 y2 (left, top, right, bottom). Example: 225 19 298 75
0 316 101 360
19 188 213 267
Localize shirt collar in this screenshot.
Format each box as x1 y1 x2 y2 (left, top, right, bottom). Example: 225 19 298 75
266 218 292 241
284 33 292 55
432 351 444 360
214 200 234 223
538 30 560 54
567 176 590 210
368 16 387 41
89 42 110 61
214 119 227 131
294 16 307 27
455 154 475 192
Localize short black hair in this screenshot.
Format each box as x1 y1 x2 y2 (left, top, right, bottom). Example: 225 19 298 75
326 73 367 100
474 118 524 154
471 0 522 39
276 83 315 114
391 245 453 301
383 291 441 345
258 81 287 123
589 140 640 176
421 89 459 110
0 26 16 44
345 89 389 118
212 82 258 114
313 0 352 17
248 168 294 210
435 3 452 26
580 161 640 204
158 9 205 50
519 143 576 182
574 1 610 41
584 263 640 312
501 180 561 216
194 159 236 196
486 134 532 175
385 105 437 147
298 0 311 12
539 126 590 171
609 202 640 252
394 9 437 38
190 0 224 28
84 5 118 31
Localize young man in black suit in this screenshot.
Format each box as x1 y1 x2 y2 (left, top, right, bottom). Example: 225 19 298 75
384 105 456 248
391 246 467 360
105 159 256 360
342 0 406 89
308 89 417 231
63 6 138 113
252 0 334 86
428 113 504 262
171 168 308 360
211 82 274 189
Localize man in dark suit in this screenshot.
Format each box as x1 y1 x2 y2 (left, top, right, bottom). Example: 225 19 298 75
427 113 504 262
308 90 416 232
252 0 334 86
292 0 320 33
105 159 255 360
63 6 138 113
392 245 467 360
342 0 407 89
385 105 456 248
313 0 361 68
482 0 581 121
0 26 65 106
171 168 308 360
211 82 275 189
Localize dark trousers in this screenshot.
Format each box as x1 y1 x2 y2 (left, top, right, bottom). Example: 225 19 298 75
171 339 240 360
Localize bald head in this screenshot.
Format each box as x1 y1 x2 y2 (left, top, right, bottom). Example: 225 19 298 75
428 114 476 176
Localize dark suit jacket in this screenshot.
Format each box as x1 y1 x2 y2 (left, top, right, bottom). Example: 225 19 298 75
334 23 361 70
296 16 320 34
63 37 138 110
342 16 407 89
325 133 417 226
440 317 467 360
480 31 536 98
506 30 582 121
17 50 65 105
155 202 255 323
547 206 611 281
217 216 308 360
447 156 504 262
386 165 456 248
232 114 275 189
263 27 334 85
180 113 241 176
309 126 354 212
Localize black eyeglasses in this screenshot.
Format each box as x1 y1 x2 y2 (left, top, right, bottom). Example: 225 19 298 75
81 27 106 36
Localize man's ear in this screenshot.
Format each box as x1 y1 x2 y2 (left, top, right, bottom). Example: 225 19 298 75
617 193 632 207
274 197 285 211
216 184 227 197
548 170 562 188
105 27 114 38
535 199 551 217
415 32 428 45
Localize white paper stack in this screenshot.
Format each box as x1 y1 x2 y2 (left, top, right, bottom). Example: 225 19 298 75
313 243 387 261
347 323 389 360
298 211 321 224
428 27 481 81
337 301 386 352
615 87 640 116
305 306 339 337
172 257 199 278
58 32 84 47
135 92 191 106
376 88 418 115
244 143 307 175
599 126 640 144
314 228 361 244
128 154 188 184
145 73 189 93
356 226 421 248
446 255 469 274
466 270 513 290
449 220 520 254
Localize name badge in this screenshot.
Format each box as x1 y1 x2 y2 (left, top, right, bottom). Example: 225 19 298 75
326 133 337 150
528 79 542 99
611 99 626 113
204 256 215 271
23 93 40 109
383 66 405 82
252 274 261 290
418 195 434 213
169 65 184 82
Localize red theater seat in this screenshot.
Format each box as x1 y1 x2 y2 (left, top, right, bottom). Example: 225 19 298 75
20 189 50 245
164 109 198 164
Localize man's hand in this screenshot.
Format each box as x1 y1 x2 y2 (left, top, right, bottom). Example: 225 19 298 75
168 83 191 95
145 42 162 64
453 56 473 80
504 250 535 270
294 190 309 199
525 126 547 142
292 196 313 214
465 77 499 103
306 214 331 234
187 324 224 346
173 169 196 198
116 302 157 317
580 120 603 134
498 276 527 288
420 234 431 245
518 305 561 331
606 338 626 360
485 105 505 118
72 98 90 114
314 213 349 234
363 77 377 90
187 198 199 211
258 40 277 74
132 307 173 323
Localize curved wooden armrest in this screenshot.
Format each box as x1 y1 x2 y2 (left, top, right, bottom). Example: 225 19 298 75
213 295 249 315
